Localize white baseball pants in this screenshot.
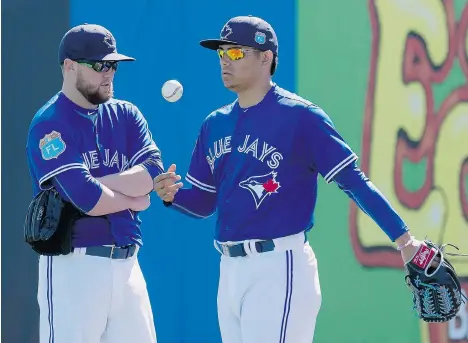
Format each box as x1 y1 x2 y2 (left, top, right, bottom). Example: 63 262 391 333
37 248 157 343
216 232 322 343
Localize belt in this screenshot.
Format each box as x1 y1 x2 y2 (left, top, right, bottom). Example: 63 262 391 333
216 240 276 257
74 245 137 259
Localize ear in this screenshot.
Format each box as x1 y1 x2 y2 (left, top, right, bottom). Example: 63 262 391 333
262 51 273 67
63 59 76 72
262 50 273 66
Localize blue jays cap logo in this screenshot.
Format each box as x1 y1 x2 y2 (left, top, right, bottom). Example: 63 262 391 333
221 24 233 40
255 31 266 44
39 131 66 160
239 171 281 209
103 32 116 49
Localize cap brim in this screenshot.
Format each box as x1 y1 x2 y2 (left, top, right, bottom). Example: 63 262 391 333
100 52 135 61
200 39 240 50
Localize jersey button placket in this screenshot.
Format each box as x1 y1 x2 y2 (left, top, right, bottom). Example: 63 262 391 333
224 198 229 230
231 113 245 178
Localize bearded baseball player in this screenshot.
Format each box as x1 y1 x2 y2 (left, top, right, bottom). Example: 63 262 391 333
153 15 446 343
26 24 163 343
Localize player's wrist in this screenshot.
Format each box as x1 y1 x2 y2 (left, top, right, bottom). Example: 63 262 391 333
395 232 414 250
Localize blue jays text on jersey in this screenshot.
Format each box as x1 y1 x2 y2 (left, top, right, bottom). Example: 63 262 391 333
207 134 284 172
26 91 163 247
170 83 409 243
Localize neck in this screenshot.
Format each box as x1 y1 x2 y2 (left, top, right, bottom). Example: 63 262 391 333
61 82 97 110
237 79 273 108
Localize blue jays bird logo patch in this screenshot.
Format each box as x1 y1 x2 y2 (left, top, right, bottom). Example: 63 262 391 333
39 131 66 160
103 32 116 49
221 24 233 40
239 171 280 209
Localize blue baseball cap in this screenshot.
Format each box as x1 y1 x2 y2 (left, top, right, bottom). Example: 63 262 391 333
200 15 279 55
58 24 135 64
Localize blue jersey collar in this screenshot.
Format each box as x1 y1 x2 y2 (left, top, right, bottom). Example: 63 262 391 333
235 82 277 113
57 91 100 120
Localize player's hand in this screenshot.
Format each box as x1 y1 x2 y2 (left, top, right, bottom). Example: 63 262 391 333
153 164 183 202
398 233 440 268
130 194 151 212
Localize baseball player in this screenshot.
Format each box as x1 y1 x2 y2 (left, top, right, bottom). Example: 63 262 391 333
154 15 431 343
26 24 163 343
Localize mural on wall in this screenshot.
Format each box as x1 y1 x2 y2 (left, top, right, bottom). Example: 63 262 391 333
350 0 468 342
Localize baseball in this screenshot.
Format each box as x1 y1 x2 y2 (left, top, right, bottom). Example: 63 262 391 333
161 79 183 102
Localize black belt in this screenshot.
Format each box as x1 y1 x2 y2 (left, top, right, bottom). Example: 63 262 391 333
73 245 137 259
216 240 276 257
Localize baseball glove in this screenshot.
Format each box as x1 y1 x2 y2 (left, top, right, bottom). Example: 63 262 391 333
404 240 468 322
24 188 79 256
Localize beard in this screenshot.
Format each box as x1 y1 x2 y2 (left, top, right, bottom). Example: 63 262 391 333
76 73 113 105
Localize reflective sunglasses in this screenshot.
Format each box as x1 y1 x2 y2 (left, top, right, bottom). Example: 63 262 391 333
217 47 258 61
76 60 119 72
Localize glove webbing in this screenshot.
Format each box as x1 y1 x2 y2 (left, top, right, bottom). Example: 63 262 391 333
441 243 468 257
436 243 468 303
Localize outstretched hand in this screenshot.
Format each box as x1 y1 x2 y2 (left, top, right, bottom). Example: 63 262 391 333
153 164 183 203
398 234 440 268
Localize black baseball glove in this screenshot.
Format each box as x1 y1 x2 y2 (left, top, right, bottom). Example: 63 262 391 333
404 240 467 322
24 188 80 256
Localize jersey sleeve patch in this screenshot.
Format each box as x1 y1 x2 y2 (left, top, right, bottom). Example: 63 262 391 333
39 131 66 160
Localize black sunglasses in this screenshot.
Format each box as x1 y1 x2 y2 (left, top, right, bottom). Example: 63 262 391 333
76 60 119 72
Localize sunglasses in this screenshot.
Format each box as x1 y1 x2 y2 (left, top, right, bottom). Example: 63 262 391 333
76 60 119 72
217 47 258 61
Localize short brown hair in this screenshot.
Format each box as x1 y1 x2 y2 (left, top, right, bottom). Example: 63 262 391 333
271 55 278 75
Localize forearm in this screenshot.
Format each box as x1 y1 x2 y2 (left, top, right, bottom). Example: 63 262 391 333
167 187 217 219
86 184 137 216
333 163 409 242
52 170 137 216
97 165 153 197
97 152 164 197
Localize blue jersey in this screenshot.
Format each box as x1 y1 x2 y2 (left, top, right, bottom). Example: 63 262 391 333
178 84 358 242
26 91 162 247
